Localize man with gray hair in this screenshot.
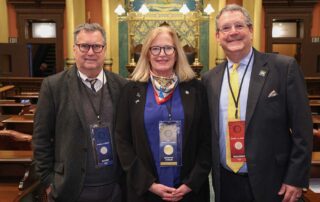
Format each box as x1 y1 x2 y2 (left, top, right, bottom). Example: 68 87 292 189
202 4 312 202
33 23 127 201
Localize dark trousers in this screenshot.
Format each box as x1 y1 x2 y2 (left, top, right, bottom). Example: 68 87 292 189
77 183 122 202
220 166 254 202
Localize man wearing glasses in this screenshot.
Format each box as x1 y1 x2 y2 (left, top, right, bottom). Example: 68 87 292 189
33 23 127 202
202 4 313 202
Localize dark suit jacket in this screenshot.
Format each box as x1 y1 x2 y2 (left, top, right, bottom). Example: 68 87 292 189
115 79 211 202
32 66 127 201
202 49 313 202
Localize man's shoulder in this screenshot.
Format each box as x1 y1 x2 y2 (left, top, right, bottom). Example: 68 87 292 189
202 63 224 80
258 51 295 65
43 68 71 84
105 70 128 86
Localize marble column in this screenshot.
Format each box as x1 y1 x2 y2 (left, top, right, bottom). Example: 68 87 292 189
243 0 262 51
65 0 85 68
207 0 227 66
102 0 119 72
0 0 9 43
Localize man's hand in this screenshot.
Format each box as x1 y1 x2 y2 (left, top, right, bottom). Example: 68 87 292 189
46 185 52 196
148 183 176 201
278 183 302 202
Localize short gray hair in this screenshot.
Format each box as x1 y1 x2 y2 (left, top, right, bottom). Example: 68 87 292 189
73 23 106 45
215 4 253 32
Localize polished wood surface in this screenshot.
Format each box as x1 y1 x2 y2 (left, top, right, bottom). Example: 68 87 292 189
310 100 320 107
8 94 39 99
0 150 33 163
303 188 320 202
0 101 32 115
312 152 320 165
313 115 320 124
0 77 43 93
0 181 21 202
309 95 320 99
0 85 15 93
2 115 34 124
0 102 31 107
1 115 34 134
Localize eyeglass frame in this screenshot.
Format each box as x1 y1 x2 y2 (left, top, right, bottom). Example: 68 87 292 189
149 45 176 56
75 43 105 53
217 22 251 34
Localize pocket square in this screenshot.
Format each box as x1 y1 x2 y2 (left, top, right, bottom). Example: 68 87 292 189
268 90 278 98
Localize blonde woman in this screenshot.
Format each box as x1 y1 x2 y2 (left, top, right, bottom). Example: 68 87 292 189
115 26 211 202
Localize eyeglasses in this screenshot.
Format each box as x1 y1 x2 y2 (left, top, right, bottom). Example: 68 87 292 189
75 43 105 53
218 22 249 33
149 46 176 56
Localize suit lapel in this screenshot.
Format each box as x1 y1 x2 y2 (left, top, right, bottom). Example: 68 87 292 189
68 66 90 134
104 71 120 125
132 82 158 174
179 81 195 147
245 50 269 130
211 62 226 138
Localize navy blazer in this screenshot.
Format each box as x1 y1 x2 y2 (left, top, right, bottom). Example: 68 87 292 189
115 78 211 202
202 49 313 202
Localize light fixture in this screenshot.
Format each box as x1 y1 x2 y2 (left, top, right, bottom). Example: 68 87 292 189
179 3 190 15
114 4 126 16
204 4 215 15
139 4 149 15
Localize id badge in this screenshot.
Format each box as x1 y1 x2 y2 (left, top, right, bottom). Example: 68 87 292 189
90 123 113 167
159 121 182 167
228 120 246 162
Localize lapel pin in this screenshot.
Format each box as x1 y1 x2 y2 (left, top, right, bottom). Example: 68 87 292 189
136 92 141 97
135 99 140 104
185 90 189 95
259 70 267 77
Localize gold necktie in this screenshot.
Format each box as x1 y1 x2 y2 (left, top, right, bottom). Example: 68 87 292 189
226 63 243 173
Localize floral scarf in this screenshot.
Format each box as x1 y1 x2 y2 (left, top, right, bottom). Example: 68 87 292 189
150 71 178 104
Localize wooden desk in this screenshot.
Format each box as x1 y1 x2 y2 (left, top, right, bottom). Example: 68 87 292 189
7 94 39 104
9 94 39 99
313 115 320 124
312 152 320 165
0 150 33 178
310 100 320 107
0 150 33 163
2 115 34 134
303 189 320 202
0 85 15 93
311 152 320 178
2 115 34 124
0 77 43 94
0 101 31 115
0 115 12 129
309 95 320 100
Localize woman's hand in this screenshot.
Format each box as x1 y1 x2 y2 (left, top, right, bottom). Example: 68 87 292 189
148 183 176 201
171 184 192 201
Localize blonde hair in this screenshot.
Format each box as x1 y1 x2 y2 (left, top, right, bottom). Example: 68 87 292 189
131 26 196 82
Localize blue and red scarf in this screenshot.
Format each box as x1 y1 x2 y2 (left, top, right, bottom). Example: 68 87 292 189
150 71 178 104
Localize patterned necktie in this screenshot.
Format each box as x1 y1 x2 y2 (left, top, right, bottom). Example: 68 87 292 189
86 78 97 92
226 63 244 173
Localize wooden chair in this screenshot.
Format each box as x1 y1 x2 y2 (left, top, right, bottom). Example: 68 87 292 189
13 162 47 202
0 130 47 201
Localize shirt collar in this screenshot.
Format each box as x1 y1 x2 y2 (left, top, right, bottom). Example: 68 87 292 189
78 69 106 84
227 48 253 69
